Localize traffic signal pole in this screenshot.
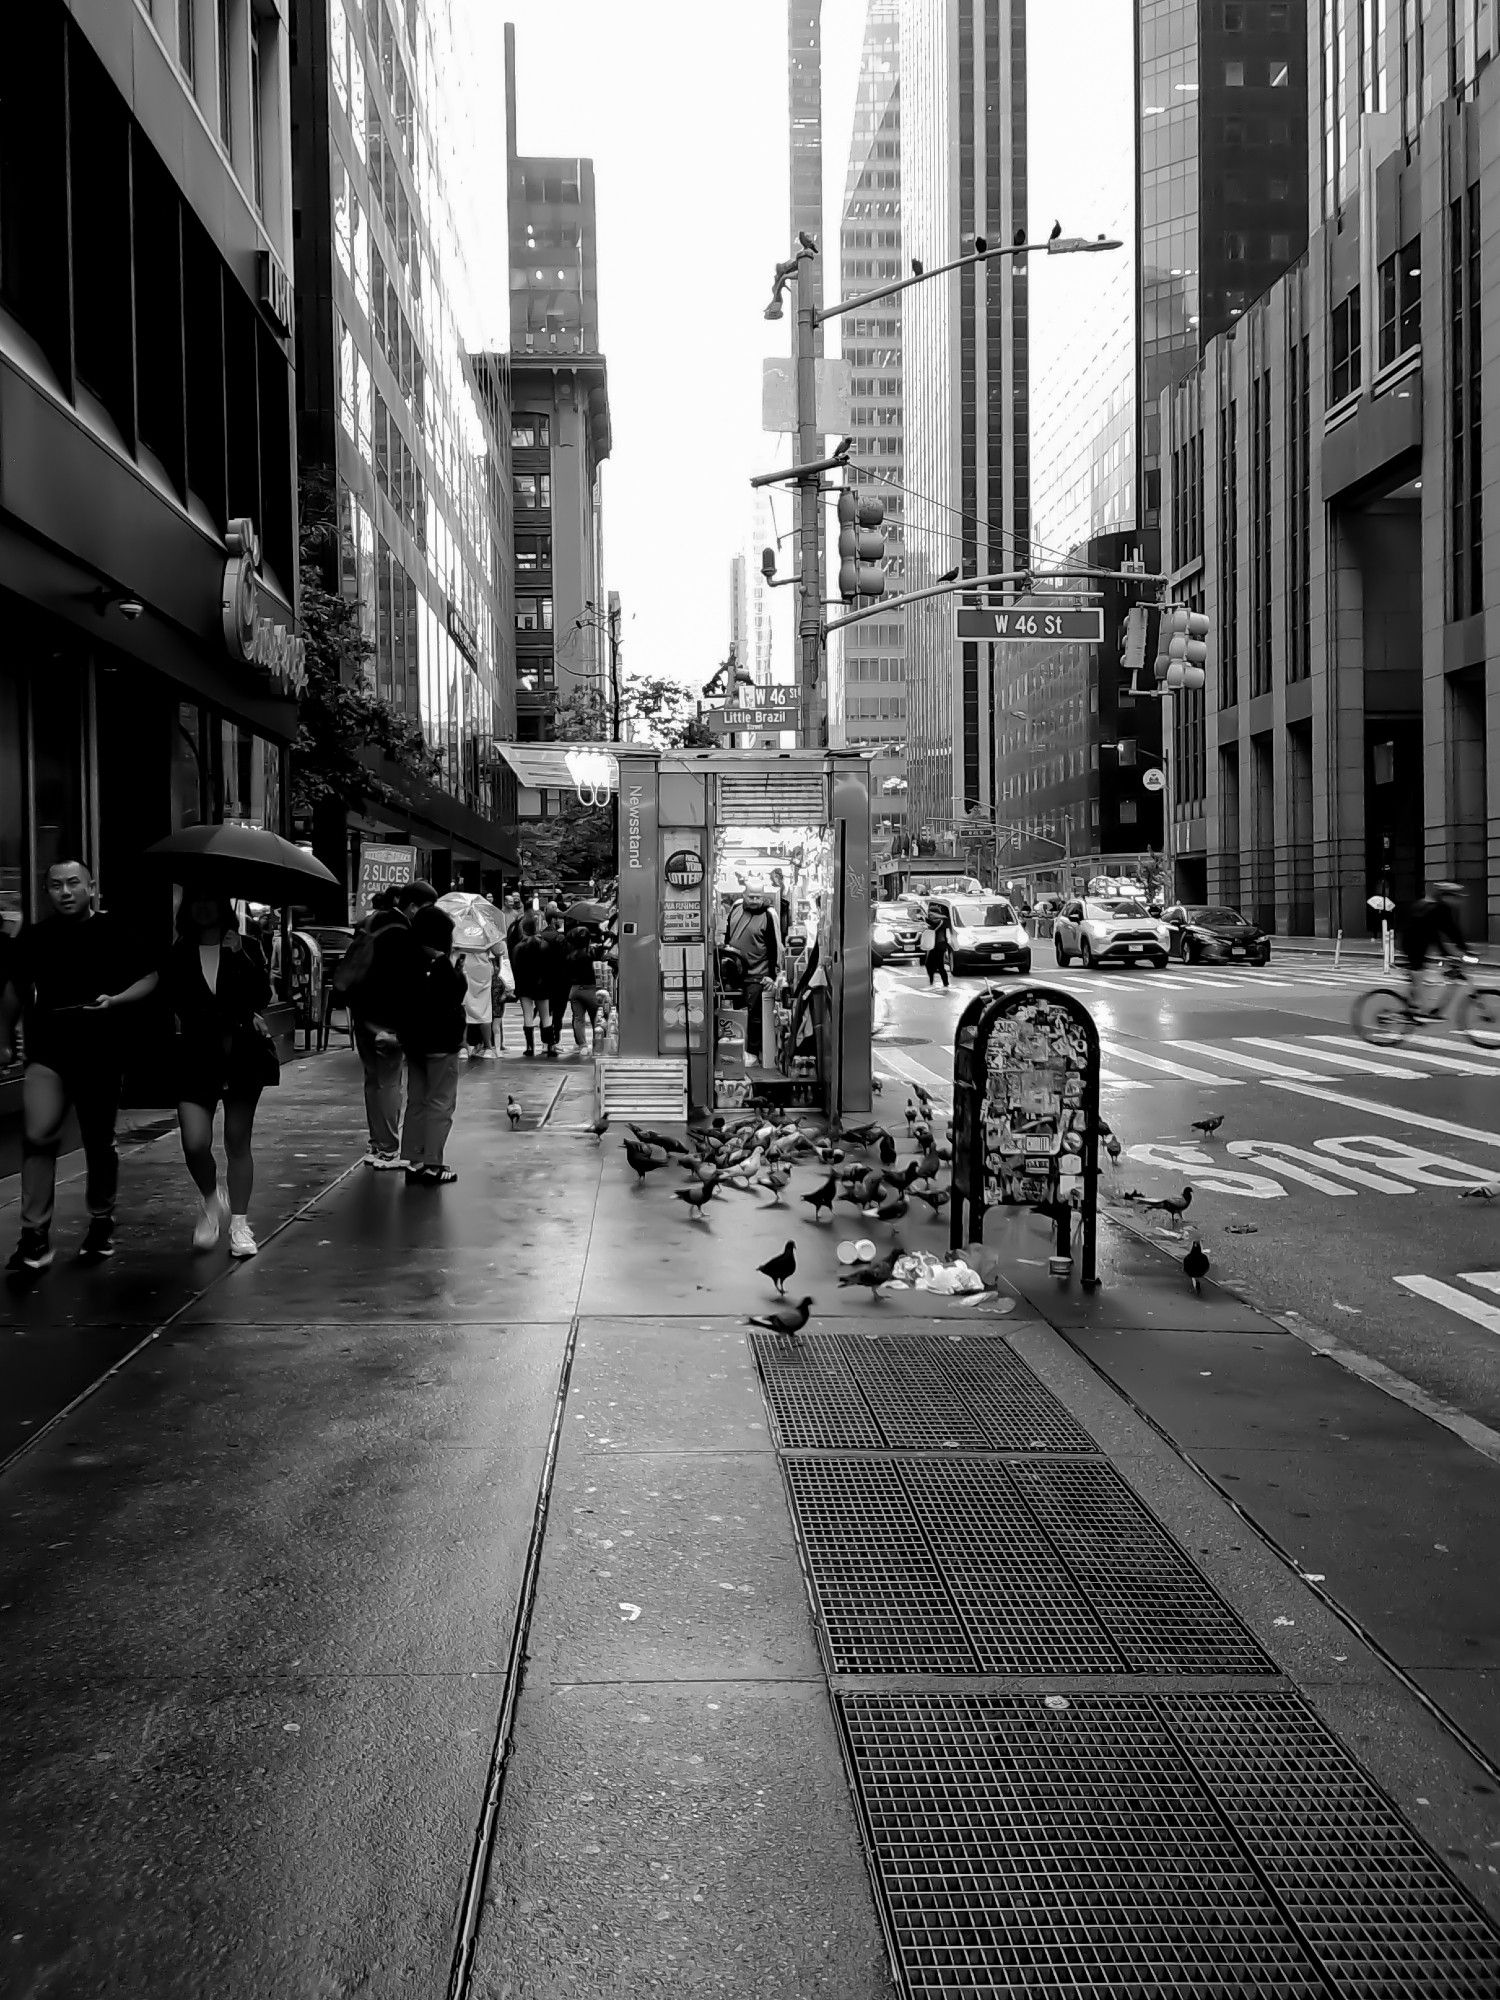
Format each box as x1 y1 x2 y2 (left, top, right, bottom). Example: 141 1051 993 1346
794 247 823 744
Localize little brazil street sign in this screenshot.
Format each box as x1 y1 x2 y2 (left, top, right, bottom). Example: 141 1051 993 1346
955 607 1105 644
702 699 800 737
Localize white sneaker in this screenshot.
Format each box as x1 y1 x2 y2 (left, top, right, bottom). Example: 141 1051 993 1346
367 1151 408 1171
193 1189 226 1251
479 1047 497 1060
228 1217 258 1259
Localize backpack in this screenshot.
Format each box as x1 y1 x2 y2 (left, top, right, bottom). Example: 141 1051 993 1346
331 926 378 999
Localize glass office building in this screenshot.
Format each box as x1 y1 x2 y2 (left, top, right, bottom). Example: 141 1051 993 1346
292 0 516 896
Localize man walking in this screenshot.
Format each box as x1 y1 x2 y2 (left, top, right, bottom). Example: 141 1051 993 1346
724 885 779 1064
337 879 434 1168
1 858 158 1272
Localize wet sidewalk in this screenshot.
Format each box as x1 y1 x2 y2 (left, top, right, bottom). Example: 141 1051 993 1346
2 1058 1500 1995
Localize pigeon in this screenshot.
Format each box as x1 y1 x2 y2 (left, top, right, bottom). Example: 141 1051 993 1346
841 1122 879 1148
1013 227 1026 247
797 228 818 252
868 1190 909 1225
911 1084 933 1111
1049 218 1062 241
624 1140 669 1185
1191 1115 1224 1139
584 1113 610 1142
803 1174 838 1220
629 1124 690 1157
674 1182 716 1219
911 257 925 276
760 1164 792 1204
1459 1183 1500 1200
912 1185 951 1216
506 1096 522 1128
686 1160 721 1189
1143 1186 1194 1228
1104 1132 1123 1169
1183 1238 1210 1295
905 1101 918 1129
938 565 961 584
746 1295 813 1343
813 1143 845 1165
758 1240 797 1295
878 1133 898 1168
838 1243 903 1294
974 233 988 253
914 1149 942 1184
871 1076 883 1094
884 1160 924 1193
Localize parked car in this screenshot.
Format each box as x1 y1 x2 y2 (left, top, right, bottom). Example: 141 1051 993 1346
1162 903 1271 965
871 900 928 966
1052 897 1171 969
925 895 1032 975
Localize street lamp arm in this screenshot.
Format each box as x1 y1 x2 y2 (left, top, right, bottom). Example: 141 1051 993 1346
813 234 1123 328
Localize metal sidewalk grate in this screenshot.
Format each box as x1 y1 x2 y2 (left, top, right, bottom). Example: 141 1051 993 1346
751 1334 884 1450
783 1460 977 1674
840 1690 1328 1995
859 1332 1098 1453
1161 1690 1500 1996
834 1338 996 1450
901 1461 1127 1675
1006 1458 1276 1676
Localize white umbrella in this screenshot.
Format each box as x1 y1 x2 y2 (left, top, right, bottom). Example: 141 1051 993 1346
436 892 507 950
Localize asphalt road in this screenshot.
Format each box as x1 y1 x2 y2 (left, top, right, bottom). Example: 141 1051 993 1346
874 949 1500 1439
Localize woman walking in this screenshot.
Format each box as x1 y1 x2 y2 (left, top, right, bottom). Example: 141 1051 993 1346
922 911 952 989
509 915 552 1058
166 887 279 1259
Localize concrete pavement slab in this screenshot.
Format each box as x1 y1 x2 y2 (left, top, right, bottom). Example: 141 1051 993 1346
568 1319 776 1453
472 1680 895 2000
984 1207 1281 1331
526 1450 815 1684
0 1670 498 2000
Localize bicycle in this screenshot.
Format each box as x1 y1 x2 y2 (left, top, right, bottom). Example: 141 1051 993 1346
1352 954 1500 1050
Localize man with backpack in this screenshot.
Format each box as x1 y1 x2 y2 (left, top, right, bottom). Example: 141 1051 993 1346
333 879 435 1167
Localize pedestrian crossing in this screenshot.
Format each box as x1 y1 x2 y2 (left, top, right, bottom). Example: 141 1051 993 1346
1048 966 1373 996
874 1027 1500 1104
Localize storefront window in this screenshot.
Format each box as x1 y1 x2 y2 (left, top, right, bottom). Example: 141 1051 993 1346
220 721 276 826
171 702 205 829
29 655 86 903
0 662 23 939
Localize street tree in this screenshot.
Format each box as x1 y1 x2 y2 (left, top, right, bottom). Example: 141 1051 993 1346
292 470 441 887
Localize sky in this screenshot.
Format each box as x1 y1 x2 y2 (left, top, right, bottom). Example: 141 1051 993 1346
476 0 1130 693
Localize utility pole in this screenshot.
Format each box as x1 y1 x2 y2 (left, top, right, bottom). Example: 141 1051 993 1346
794 247 822 744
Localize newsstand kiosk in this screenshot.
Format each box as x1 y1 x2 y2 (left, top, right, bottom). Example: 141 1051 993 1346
612 747 874 1121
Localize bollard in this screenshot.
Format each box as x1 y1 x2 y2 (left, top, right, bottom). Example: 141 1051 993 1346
1334 929 1342 967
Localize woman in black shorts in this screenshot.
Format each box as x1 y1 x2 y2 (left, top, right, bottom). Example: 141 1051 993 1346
165 888 279 1258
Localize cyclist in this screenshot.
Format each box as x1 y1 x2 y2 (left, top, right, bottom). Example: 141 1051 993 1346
1399 881 1469 1017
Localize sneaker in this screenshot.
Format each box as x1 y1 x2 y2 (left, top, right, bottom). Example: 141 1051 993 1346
404 1164 432 1183
227 1217 258 1259
7 1229 53 1274
478 1047 497 1060
426 1166 458 1184
79 1217 117 1263
366 1151 408 1171
192 1190 226 1251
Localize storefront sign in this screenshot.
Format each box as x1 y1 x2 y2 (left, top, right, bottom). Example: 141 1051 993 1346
257 249 295 338
222 517 308 699
701 697 800 737
446 597 479 667
355 842 417 917
662 838 705 941
664 849 705 891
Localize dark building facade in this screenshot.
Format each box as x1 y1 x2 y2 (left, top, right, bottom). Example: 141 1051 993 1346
1 0 302 1070
504 24 611 750
1137 0 1308 538
290 0 517 901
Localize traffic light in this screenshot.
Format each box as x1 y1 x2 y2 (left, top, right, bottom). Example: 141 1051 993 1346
1116 738 1138 767
1154 605 1209 689
837 489 888 601
1120 604 1157 685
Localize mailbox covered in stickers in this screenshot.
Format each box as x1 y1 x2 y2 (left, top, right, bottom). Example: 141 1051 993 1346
950 984 1102 1285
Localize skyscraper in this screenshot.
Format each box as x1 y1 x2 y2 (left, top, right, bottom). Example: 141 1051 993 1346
899 0 1028 833
837 0 907 842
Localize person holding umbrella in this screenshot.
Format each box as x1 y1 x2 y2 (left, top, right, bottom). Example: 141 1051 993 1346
164 885 278 1258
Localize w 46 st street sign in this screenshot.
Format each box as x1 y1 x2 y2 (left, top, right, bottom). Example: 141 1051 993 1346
955 607 1104 643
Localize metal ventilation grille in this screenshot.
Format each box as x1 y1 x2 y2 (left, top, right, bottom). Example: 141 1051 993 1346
717 771 827 826
596 1060 687 1123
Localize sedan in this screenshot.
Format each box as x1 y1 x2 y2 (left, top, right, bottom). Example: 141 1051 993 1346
1053 898 1171 970
871 901 928 966
1163 904 1271 965
927 897 1032 975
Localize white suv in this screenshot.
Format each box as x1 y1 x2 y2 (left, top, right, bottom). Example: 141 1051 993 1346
1053 897 1171 970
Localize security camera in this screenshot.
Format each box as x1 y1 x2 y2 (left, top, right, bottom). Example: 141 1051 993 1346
118 599 145 621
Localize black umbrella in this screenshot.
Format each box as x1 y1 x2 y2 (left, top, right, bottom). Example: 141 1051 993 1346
140 825 340 903
564 898 612 924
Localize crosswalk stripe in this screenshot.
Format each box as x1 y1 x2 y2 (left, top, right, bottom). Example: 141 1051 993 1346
1410 1033 1500 1066
1459 1271 1500 1296
1394 1274 1500 1337
1100 1041 1244 1085
1167 1039 1335 1081
1238 1037 1429 1081
1099 1072 1153 1091
1306 1034 1500 1078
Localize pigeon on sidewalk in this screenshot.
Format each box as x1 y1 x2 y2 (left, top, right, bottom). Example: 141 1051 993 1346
760 1164 792 1204
624 1139 670 1185
911 1184 950 1216
837 1243 903 1295
803 1174 838 1220
1142 1186 1193 1229
629 1124 690 1157
1183 1238 1210 1294
506 1096 522 1129
674 1182 716 1220
584 1114 610 1143
746 1296 813 1344
757 1240 797 1296
1191 1115 1224 1139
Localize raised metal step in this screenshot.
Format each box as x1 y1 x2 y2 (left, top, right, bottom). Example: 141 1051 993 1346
595 1058 688 1124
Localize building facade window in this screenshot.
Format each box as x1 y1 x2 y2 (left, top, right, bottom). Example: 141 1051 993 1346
1287 335 1312 681
1219 403 1239 707
215 0 232 152
1329 285 1361 402
511 415 550 450
179 0 196 85
516 595 552 631
1450 184 1483 617
1250 371 1273 696
1377 237 1421 366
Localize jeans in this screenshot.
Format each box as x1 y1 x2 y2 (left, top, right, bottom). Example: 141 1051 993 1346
20 1062 122 1236
354 1019 405 1155
402 1052 459 1168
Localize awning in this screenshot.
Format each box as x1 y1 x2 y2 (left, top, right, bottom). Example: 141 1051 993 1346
494 743 621 792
